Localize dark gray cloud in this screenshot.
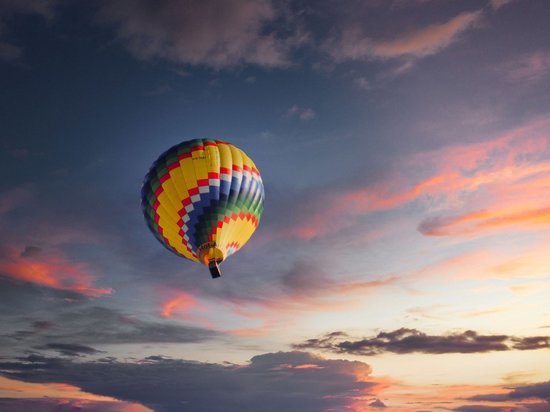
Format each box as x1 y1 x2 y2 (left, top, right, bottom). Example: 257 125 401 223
31 320 54 330
20 245 41 258
0 398 142 412
0 302 219 359
10 306 218 344
369 398 387 408
36 343 103 357
293 328 549 355
0 351 378 412
463 381 550 411
454 406 507 412
511 336 550 351
509 381 550 401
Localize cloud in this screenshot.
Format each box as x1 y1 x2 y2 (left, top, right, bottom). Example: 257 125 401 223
97 0 307 69
0 305 219 360
37 306 218 344
213 260 398 336
369 398 387 408
418 207 550 236
503 51 550 84
354 76 370 90
467 381 550 405
323 10 482 62
20 245 42 258
509 381 550 402
36 343 103 357
155 259 399 337
32 320 55 330
160 291 198 318
0 246 112 297
280 260 397 298
285 105 316 120
0 187 32 215
489 0 515 10
454 406 507 412
0 398 150 412
0 351 381 412
273 116 550 241
0 41 20 61
0 375 151 412
0 0 58 62
293 328 549 355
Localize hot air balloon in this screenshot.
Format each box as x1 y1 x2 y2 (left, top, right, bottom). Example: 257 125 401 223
141 139 264 278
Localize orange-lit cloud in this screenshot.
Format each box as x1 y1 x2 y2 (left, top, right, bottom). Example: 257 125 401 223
161 272 398 337
278 116 550 241
216 273 400 336
161 291 198 318
405 238 550 282
0 246 111 297
158 289 219 330
351 380 550 412
0 376 151 411
419 206 550 236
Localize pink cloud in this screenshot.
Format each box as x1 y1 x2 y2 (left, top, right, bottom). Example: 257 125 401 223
0 246 112 297
504 51 550 83
216 268 399 336
0 187 32 216
324 10 482 62
490 0 516 10
275 116 550 241
404 237 550 283
419 207 550 236
156 263 398 337
373 11 482 58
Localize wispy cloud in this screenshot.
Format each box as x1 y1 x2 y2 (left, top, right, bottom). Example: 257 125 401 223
418 207 550 236
35 343 103 357
323 10 482 62
503 51 550 84
0 305 219 359
0 0 58 62
167 260 399 337
273 116 550 241
285 105 316 120
0 246 112 297
0 187 32 215
489 0 516 11
354 76 370 90
160 291 198 318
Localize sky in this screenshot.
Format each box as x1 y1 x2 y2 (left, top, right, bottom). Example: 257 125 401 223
0 0 549 411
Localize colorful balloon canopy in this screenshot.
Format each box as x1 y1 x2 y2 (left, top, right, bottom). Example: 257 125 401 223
141 139 264 278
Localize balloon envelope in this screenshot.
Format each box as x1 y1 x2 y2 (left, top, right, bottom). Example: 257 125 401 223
141 139 264 277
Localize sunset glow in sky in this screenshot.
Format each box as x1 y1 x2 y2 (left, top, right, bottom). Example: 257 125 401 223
0 0 549 411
